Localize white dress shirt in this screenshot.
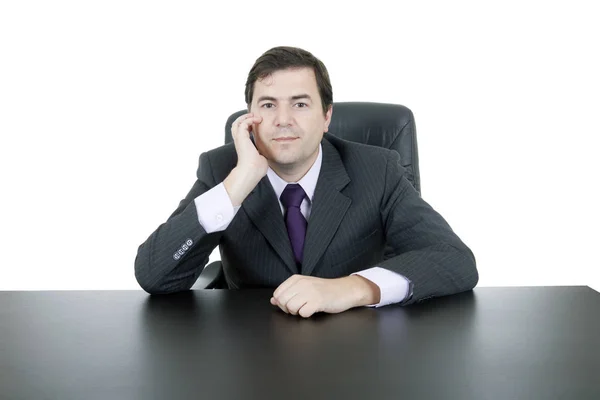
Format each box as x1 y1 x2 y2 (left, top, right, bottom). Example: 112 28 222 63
193 144 410 307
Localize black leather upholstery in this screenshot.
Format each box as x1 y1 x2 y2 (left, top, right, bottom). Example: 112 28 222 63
194 102 420 289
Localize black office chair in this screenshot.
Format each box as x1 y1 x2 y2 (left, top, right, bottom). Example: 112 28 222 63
192 102 420 289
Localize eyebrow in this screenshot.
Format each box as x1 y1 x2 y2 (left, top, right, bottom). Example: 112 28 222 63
257 94 313 103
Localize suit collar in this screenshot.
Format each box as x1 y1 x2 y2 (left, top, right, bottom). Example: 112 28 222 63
266 143 322 214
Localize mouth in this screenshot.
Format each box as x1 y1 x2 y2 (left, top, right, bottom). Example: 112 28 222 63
273 137 298 142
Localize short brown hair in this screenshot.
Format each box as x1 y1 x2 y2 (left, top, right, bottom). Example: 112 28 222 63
245 46 333 115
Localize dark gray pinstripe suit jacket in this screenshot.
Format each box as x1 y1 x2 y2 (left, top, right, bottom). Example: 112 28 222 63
135 133 478 306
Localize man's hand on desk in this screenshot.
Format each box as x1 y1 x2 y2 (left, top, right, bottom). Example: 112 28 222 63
270 274 381 318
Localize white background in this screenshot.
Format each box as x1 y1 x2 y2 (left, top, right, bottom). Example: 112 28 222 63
1 1 598 292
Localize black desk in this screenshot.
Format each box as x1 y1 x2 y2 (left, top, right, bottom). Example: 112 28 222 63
1 287 599 399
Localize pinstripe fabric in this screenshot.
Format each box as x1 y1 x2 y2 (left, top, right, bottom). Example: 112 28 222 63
134 133 478 305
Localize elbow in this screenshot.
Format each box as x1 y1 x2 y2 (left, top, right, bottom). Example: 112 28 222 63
134 252 163 295
443 243 478 294
135 268 158 295
134 254 191 295
136 276 161 295
135 270 171 295
465 264 479 292
461 248 479 292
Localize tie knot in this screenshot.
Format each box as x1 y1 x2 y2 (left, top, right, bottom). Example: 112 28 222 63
280 184 306 208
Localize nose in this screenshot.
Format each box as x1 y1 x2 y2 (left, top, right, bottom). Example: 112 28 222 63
274 106 292 127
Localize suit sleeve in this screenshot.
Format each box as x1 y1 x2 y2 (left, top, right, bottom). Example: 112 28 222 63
134 152 225 294
378 151 479 306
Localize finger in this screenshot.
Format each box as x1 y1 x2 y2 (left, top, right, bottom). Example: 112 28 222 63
231 113 255 137
274 292 291 314
273 274 301 299
275 298 289 314
272 284 302 314
248 116 263 134
231 113 253 129
286 295 308 316
298 302 317 318
277 290 304 315
233 116 263 141
232 114 259 132
233 113 253 124
277 285 308 315
270 295 285 310
241 116 262 132
273 276 308 313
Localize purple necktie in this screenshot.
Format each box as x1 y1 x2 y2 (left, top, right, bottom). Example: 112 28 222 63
280 184 307 266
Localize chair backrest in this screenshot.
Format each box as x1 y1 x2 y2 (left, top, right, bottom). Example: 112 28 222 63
224 102 420 193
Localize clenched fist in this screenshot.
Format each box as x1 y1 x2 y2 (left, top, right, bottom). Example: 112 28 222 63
270 274 381 318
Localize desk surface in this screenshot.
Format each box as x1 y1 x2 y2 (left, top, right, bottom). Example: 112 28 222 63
1 287 599 399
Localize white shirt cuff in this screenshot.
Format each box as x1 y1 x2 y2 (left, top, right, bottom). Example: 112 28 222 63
352 266 411 308
194 183 241 233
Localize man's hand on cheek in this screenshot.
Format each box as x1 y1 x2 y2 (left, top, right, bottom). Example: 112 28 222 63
270 274 378 318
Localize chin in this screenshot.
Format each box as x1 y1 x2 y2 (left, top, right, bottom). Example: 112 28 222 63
268 152 301 166
270 157 299 167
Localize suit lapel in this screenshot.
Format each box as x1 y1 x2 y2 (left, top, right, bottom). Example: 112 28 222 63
301 137 351 276
242 137 352 277
242 177 298 275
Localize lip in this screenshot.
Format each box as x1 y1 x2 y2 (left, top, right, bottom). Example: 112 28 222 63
273 137 298 142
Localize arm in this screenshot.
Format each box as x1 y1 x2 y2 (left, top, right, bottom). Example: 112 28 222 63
270 150 476 316
352 266 411 307
377 151 478 305
134 113 267 294
134 152 226 294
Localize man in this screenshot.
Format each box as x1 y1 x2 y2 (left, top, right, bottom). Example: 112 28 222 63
135 46 478 318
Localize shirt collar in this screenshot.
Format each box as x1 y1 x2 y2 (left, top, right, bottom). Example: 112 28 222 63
267 143 322 204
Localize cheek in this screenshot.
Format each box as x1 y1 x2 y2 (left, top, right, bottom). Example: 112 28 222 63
252 122 266 140
257 112 272 125
253 130 270 153
305 120 324 138
254 115 275 137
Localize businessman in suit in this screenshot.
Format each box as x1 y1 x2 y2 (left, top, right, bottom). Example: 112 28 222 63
135 46 478 318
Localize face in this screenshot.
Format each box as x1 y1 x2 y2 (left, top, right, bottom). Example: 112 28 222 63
249 67 332 175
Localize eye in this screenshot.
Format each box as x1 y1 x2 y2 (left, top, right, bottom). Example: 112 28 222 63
295 103 308 108
261 103 274 109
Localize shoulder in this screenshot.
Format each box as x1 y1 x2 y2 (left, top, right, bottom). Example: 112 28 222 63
323 133 400 169
322 134 407 195
202 141 236 161
196 142 237 183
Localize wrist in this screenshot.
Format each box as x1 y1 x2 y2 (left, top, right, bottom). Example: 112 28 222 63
224 167 263 207
346 275 381 307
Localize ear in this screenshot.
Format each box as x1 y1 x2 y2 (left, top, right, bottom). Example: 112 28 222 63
323 105 333 133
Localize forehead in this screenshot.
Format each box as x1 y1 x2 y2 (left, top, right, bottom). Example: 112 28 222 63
254 67 319 98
